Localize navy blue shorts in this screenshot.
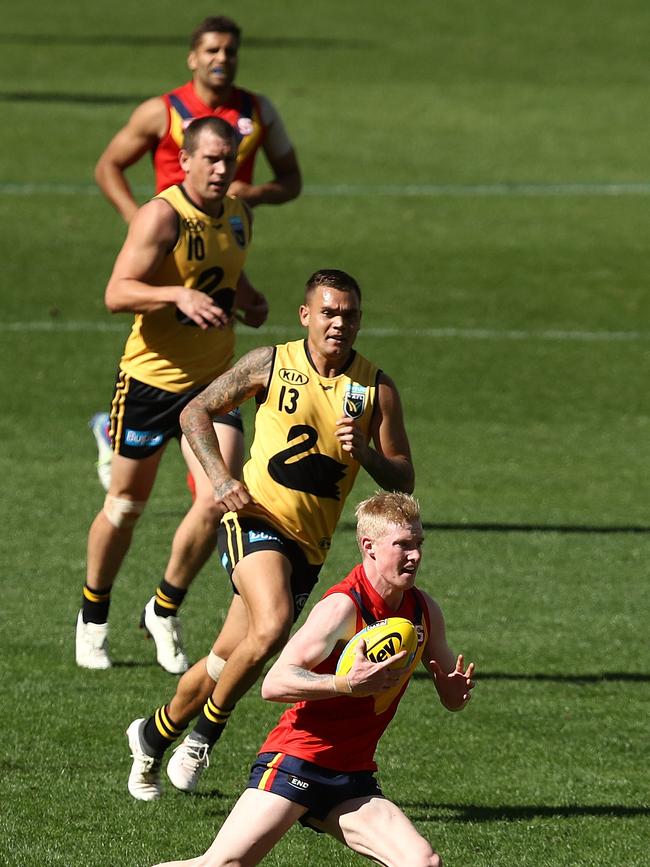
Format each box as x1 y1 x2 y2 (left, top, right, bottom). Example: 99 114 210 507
217 516 321 621
248 753 384 824
109 370 242 459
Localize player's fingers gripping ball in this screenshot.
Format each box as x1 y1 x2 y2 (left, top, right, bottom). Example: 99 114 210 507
336 617 418 675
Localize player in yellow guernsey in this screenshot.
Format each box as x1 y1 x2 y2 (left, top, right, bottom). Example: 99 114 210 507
76 117 268 676
236 338 380 564
125 269 415 801
118 183 249 393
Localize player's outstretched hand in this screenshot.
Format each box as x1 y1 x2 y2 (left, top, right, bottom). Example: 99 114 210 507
430 654 475 711
213 477 253 513
176 287 232 330
346 639 407 697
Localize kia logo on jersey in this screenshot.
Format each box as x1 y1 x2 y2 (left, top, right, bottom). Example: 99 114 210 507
279 368 309 386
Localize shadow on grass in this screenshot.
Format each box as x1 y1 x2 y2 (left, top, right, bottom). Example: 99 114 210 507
0 33 372 49
0 91 149 105
111 660 159 669
113 514 650 535
422 521 650 535
342 520 650 535
411 670 650 683
402 802 650 822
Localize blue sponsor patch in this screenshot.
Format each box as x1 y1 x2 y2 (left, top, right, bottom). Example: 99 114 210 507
248 529 281 544
229 215 247 248
124 428 164 447
221 552 230 569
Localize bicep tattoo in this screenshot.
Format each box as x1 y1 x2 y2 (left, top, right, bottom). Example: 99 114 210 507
199 345 274 415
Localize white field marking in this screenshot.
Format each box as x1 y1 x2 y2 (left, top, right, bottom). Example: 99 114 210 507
1 321 647 342
3 181 650 197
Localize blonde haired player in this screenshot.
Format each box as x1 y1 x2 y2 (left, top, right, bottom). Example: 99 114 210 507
151 492 475 867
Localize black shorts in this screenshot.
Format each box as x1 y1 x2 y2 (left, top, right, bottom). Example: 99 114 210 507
248 753 383 825
217 515 321 621
109 370 242 460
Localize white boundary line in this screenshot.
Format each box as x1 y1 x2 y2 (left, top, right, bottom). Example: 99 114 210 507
3 181 650 197
1 321 647 342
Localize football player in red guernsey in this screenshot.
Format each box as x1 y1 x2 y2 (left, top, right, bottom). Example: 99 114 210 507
95 15 301 223
151 492 475 867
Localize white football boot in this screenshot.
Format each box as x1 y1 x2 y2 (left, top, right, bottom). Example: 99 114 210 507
141 597 189 674
75 611 111 670
166 734 210 792
89 412 112 492
126 718 162 801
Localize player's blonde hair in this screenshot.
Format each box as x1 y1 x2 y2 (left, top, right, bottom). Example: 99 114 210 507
355 491 421 550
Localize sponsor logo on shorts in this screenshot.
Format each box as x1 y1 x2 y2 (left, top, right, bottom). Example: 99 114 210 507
279 368 309 386
416 624 425 645
248 530 281 544
124 428 164 447
288 776 309 790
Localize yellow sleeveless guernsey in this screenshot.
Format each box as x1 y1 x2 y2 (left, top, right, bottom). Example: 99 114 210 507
238 339 380 565
119 185 251 392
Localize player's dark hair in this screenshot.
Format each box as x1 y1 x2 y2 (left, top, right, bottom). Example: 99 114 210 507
183 116 238 154
190 16 242 50
304 269 362 303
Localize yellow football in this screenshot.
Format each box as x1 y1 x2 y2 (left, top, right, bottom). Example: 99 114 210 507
335 617 418 676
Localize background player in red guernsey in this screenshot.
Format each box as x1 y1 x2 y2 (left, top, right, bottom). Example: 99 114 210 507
151 492 475 867
95 15 301 223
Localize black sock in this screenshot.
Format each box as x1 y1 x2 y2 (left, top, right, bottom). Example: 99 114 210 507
82 584 111 624
153 579 187 618
193 697 233 748
142 705 186 758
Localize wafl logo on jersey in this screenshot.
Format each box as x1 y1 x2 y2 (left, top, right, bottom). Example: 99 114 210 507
229 215 247 248
343 383 368 419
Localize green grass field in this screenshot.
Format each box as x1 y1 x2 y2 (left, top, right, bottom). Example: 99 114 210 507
2 2 649 864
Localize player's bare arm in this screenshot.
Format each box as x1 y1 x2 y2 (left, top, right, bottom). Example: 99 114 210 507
94 97 168 223
234 271 269 328
421 593 476 711
180 346 274 508
228 147 302 206
104 199 230 329
335 372 415 493
261 594 406 702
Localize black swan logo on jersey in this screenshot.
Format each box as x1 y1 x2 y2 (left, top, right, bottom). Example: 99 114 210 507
175 266 235 326
268 424 347 499
343 383 368 419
